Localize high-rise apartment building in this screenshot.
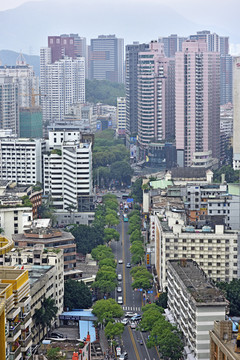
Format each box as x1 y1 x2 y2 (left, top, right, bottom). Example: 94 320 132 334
43 130 92 211
40 55 85 124
0 137 45 185
137 42 175 158
89 35 124 83
116 97 126 136
158 34 187 57
0 76 19 134
0 54 40 108
190 31 232 105
175 40 220 167
233 56 240 170
125 42 149 138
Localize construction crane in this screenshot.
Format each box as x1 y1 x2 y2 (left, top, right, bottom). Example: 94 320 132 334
19 88 41 108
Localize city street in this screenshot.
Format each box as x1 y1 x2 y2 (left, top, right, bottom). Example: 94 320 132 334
111 214 160 360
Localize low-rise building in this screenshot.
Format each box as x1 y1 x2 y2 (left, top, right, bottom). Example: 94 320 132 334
12 219 77 272
210 320 240 360
167 259 227 360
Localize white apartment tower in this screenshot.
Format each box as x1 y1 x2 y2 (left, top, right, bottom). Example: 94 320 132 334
40 49 85 124
43 131 92 211
117 97 126 135
233 57 240 170
0 138 45 185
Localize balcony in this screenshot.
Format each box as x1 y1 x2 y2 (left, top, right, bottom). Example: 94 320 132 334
8 322 21 342
9 344 21 360
20 332 32 351
20 312 31 329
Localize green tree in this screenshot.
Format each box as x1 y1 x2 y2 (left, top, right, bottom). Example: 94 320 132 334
104 228 120 243
131 266 153 289
130 178 143 203
34 297 58 338
92 298 124 325
217 279 240 316
110 161 133 185
105 321 124 339
64 279 92 310
47 347 66 360
213 164 239 183
86 79 125 106
130 240 145 264
156 291 168 309
99 258 117 268
91 245 114 262
105 214 119 227
70 224 104 255
139 304 164 332
130 229 143 243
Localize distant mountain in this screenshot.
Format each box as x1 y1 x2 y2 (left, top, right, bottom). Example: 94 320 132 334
0 50 40 76
0 0 202 55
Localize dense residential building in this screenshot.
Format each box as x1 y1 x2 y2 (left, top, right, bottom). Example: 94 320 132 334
0 234 32 360
167 259 227 360
88 35 124 83
148 195 240 290
0 76 19 134
3 244 64 345
116 97 126 137
0 137 45 185
43 130 92 212
210 320 240 360
12 219 77 272
233 56 240 170
137 41 175 162
0 54 40 108
189 31 232 105
175 40 220 167
158 34 187 57
125 42 149 139
40 55 85 124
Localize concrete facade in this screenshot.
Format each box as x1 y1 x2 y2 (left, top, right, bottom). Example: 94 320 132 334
167 259 227 360
233 56 240 170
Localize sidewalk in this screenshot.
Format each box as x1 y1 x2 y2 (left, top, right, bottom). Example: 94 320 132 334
99 328 117 360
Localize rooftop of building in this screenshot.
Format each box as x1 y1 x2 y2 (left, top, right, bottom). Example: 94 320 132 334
170 167 210 179
13 229 75 243
23 264 53 285
210 320 240 359
168 259 227 305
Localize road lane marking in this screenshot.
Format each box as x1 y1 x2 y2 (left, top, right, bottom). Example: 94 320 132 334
140 332 151 360
128 326 140 360
122 220 126 304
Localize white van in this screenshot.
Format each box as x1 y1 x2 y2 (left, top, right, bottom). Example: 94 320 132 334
117 296 123 304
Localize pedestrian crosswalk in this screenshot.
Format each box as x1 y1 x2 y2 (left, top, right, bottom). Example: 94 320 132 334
122 305 141 312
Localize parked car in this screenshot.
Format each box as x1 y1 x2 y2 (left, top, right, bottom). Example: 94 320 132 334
117 286 122 293
117 274 122 281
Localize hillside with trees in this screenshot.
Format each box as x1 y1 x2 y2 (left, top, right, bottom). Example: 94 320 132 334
86 79 125 106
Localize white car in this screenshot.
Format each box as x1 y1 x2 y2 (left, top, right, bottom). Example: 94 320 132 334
118 259 123 264
117 296 123 304
117 274 122 281
121 318 129 325
117 286 122 293
130 322 136 329
125 311 136 318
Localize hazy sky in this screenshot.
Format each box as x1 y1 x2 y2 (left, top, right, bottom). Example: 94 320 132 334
0 0 239 55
